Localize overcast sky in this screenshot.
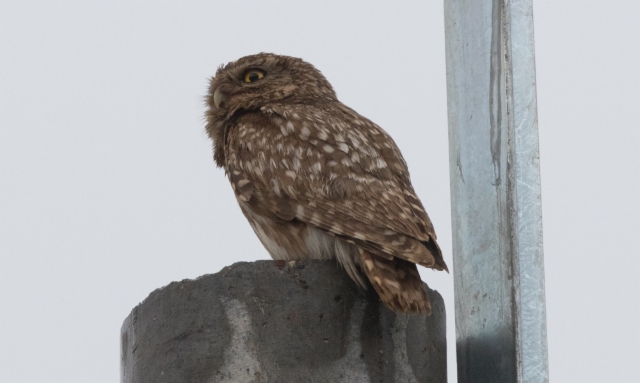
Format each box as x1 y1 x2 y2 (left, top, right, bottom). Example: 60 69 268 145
1 1 638 382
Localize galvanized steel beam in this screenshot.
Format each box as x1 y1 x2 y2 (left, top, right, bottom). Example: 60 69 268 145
444 0 549 382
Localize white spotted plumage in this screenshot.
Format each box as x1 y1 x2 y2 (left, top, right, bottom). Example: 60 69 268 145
206 53 448 313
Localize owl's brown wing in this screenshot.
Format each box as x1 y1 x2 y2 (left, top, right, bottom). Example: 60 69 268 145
224 103 447 272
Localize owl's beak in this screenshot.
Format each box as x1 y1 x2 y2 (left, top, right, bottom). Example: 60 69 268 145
213 88 229 109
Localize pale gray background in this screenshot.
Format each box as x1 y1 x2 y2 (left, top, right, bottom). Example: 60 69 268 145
0 1 637 382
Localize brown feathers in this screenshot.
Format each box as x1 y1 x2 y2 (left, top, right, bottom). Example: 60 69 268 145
360 249 432 314
205 53 447 313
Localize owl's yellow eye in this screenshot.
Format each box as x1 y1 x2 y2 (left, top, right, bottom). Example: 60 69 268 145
244 70 265 83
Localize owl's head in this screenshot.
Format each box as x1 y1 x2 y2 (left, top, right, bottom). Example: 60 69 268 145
205 53 337 166
207 53 336 114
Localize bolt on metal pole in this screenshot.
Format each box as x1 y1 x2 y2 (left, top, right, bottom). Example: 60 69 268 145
444 0 549 382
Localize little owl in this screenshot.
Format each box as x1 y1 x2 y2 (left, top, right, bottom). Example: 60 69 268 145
205 53 447 313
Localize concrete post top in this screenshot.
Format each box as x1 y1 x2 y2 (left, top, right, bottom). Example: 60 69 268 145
121 260 446 383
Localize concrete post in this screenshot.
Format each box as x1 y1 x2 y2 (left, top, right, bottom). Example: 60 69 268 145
120 260 446 383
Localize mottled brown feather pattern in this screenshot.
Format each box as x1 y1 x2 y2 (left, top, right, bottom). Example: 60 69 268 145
205 53 447 313
360 249 431 313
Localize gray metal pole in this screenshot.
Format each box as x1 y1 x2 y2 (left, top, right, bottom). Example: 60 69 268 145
444 0 548 382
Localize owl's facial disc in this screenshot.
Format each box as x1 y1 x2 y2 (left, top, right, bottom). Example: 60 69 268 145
213 88 229 109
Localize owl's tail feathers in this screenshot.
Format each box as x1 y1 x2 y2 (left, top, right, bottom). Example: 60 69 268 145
359 248 431 314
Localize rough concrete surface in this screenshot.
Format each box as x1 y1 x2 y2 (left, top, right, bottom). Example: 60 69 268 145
121 260 446 383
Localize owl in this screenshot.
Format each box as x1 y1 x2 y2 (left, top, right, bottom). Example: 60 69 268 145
205 53 447 313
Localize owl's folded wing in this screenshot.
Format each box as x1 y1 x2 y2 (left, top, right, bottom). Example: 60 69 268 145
225 104 447 272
